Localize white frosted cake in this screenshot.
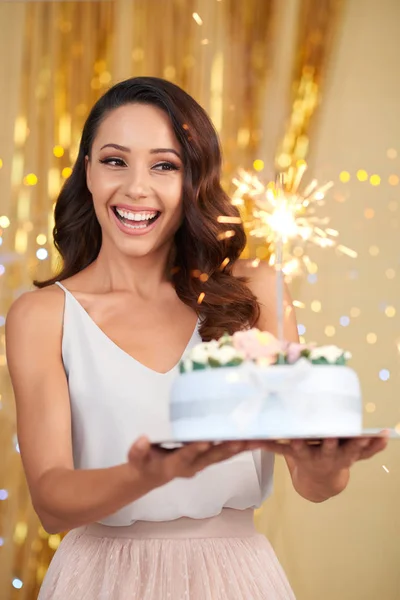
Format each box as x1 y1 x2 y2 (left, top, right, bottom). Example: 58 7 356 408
170 329 362 441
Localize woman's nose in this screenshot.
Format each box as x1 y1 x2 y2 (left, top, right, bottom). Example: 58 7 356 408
124 166 150 200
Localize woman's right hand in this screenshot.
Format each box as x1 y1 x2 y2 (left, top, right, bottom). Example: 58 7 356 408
127 437 255 492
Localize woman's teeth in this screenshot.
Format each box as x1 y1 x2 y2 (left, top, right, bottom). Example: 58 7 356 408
114 207 159 229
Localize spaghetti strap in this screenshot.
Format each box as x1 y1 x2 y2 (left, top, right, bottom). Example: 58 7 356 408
54 281 68 293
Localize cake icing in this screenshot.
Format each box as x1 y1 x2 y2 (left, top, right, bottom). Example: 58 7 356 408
170 329 362 441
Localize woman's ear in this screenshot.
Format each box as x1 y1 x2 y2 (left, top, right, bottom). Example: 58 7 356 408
85 155 92 193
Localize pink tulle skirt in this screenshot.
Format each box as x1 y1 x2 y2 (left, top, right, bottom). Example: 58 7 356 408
38 509 295 599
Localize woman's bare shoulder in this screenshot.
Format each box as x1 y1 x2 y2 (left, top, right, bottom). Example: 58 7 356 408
232 259 276 290
6 285 65 339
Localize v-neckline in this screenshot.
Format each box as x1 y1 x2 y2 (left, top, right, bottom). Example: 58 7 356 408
59 283 200 376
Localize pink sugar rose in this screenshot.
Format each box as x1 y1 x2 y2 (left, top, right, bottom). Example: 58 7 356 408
285 341 314 364
232 329 284 363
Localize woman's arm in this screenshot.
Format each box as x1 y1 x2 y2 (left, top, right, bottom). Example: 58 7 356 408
235 259 363 502
6 288 255 533
5 290 152 533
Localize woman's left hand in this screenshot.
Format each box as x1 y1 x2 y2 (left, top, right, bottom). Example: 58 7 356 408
256 432 389 502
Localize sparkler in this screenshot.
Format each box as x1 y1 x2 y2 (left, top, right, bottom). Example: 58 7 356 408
231 161 357 278
220 161 357 344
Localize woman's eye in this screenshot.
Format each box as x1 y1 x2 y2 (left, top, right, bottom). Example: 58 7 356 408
153 162 179 172
99 158 126 167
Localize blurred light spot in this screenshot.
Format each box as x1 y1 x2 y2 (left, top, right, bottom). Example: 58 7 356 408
297 324 306 335
91 77 101 90
369 245 379 256
385 306 396 318
0 216 10 228
293 246 304 257
0 489 8 500
36 234 47 245
385 268 395 279
0 316 5 327
197 292 205 304
0 537 3 546
253 159 264 172
325 326 335 337
395 423 400 435
379 369 390 381
382 465 389 474
23 173 38 186
340 316 350 327
99 71 112 85
256 246 269 259
387 148 397 159
357 170 368 182
277 153 292 169
0 265 5 276
311 300 321 312
366 333 377 344
348 269 359 280
299 335 306 344
200 39 209 45
14 522 28 544
307 273 317 284
48 534 61 550
292 300 305 309
61 167 72 179
364 208 374 219
36 248 48 260
53 145 64 158
0 158 3 168
163 66 176 80
0 238 2 247
370 174 381 186
12 579 23 590
307 262 318 274
389 175 399 186
365 402 376 413
192 12 203 25
339 171 350 183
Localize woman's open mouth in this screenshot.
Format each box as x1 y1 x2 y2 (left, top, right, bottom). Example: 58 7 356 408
111 206 161 235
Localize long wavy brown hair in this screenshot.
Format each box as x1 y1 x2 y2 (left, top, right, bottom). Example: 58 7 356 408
36 77 260 340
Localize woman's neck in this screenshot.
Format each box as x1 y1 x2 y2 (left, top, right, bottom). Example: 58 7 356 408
88 243 174 298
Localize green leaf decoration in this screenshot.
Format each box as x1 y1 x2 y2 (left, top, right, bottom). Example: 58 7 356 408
310 357 330 365
224 357 244 368
192 361 208 370
208 357 222 368
218 333 233 347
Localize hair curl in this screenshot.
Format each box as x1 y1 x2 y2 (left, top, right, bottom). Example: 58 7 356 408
35 77 260 340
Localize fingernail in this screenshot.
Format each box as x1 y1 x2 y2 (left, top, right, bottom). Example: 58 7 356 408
136 437 148 451
198 442 210 452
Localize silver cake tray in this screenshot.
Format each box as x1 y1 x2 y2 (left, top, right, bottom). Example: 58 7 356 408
152 428 399 450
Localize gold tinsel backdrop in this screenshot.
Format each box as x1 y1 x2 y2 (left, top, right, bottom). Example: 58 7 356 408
0 1 399 599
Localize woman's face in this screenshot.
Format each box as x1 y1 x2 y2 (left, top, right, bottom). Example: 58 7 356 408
86 103 184 259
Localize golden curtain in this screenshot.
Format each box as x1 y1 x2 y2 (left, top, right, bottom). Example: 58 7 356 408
1 1 399 599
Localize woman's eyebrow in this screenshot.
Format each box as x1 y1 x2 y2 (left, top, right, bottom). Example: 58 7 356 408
100 144 181 160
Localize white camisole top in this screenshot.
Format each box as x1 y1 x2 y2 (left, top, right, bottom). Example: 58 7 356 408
55 281 274 526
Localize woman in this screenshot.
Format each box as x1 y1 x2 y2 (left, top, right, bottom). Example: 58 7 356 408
6 77 387 599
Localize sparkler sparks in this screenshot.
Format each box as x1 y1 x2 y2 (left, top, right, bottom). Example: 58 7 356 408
231 162 357 277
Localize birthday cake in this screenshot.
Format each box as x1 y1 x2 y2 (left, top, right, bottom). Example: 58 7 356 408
170 329 362 441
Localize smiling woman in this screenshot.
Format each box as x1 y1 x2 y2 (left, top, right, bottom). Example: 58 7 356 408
34 78 259 341
5 77 298 599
